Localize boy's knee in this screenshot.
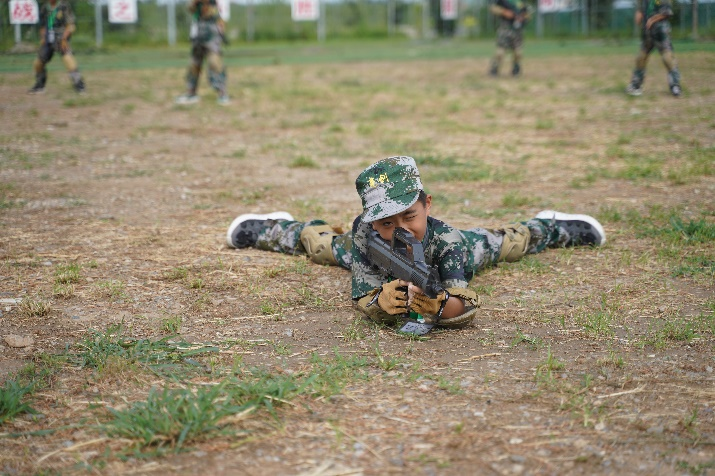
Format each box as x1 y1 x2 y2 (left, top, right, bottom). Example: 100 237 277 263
33 58 45 73
498 223 530 262
300 225 339 266
61 54 77 72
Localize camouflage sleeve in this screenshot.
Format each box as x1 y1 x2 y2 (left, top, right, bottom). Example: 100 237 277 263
355 290 400 325
39 6 47 26
350 217 390 299
426 218 470 289
63 3 76 26
656 0 673 17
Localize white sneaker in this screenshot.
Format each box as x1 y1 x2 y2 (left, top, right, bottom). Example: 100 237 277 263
175 94 200 105
535 210 606 246
217 95 230 106
226 211 294 248
625 84 642 97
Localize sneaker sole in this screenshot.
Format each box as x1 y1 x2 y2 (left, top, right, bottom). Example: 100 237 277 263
175 97 200 105
535 210 606 246
226 211 294 248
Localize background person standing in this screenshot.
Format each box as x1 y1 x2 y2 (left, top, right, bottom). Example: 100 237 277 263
626 0 682 97
488 0 531 77
175 0 230 105
28 0 86 94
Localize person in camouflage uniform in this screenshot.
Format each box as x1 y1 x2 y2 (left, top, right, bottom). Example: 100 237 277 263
175 0 229 105
28 0 86 94
626 0 682 97
488 0 531 77
227 156 606 330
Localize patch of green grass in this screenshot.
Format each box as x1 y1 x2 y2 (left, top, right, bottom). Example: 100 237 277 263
639 215 715 244
19 296 52 318
535 346 565 388
373 340 403 371
265 259 311 278
638 318 700 349
307 351 370 397
161 315 182 334
510 328 544 350
342 318 368 342
52 283 75 299
55 263 81 284
512 256 549 275
667 146 715 184
597 205 623 223
96 280 129 301
71 324 218 377
0 354 64 424
597 349 625 368
535 117 554 130
1 147 53 170
437 376 463 395
501 191 532 208
163 266 188 281
63 96 104 108
289 155 319 168
470 284 494 296
295 285 325 307
272 341 292 356
421 157 494 183
228 148 247 159
260 301 281 316
103 382 243 453
672 255 715 279
676 459 715 475
0 379 38 424
615 155 663 180
576 309 615 336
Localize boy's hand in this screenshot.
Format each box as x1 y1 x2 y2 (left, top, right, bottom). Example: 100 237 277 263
409 285 450 316
377 280 409 315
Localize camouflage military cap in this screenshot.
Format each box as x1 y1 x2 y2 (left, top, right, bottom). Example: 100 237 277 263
355 156 423 223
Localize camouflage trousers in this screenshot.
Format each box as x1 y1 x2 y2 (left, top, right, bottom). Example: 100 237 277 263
33 40 83 89
254 218 570 276
496 26 524 51
629 23 680 89
186 27 226 95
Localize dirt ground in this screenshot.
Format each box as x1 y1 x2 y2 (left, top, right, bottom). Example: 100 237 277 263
1 48 714 475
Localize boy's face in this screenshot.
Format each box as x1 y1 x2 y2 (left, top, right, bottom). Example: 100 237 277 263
371 194 432 242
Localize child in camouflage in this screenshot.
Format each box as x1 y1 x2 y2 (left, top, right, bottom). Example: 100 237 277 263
626 0 682 97
28 0 86 94
227 156 605 329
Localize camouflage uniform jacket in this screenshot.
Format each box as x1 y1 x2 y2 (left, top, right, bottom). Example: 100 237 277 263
351 215 476 300
189 0 222 42
39 1 75 40
494 0 528 30
642 0 673 22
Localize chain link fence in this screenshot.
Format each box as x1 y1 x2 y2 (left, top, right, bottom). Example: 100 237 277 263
1 0 712 50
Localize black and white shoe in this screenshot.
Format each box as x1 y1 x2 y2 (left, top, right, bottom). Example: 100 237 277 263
535 210 606 246
625 84 643 96
226 211 294 248
28 84 45 94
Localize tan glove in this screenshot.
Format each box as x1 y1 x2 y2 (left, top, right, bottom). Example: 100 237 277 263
376 280 408 315
410 289 450 317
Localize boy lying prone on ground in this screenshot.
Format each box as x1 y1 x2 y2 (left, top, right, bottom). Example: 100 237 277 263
227 156 605 330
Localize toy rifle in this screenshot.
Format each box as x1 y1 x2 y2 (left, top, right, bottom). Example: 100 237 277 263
367 228 444 335
511 2 532 29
